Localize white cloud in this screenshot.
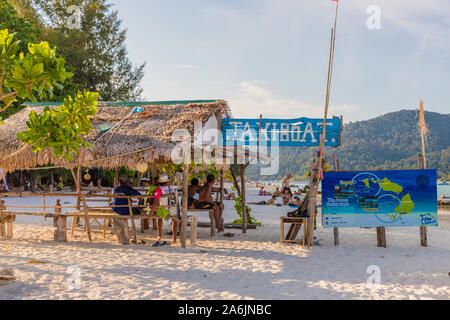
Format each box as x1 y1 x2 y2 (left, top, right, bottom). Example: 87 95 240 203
175 64 199 69
347 0 450 56
228 81 356 119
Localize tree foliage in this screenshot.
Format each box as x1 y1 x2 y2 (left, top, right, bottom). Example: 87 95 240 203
0 28 73 118
17 90 98 161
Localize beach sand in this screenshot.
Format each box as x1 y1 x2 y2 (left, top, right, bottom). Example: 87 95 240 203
1 186 449 300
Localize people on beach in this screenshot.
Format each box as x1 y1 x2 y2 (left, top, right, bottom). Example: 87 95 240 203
438 194 448 206
282 174 293 197
259 187 268 196
224 192 236 200
274 187 281 197
282 191 292 206
112 174 142 215
287 196 309 218
290 196 304 208
195 174 227 233
147 174 179 244
253 195 278 206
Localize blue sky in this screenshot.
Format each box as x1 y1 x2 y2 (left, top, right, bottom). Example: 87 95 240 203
110 0 450 122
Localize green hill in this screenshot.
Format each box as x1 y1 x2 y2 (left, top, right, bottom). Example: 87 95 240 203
246 110 450 180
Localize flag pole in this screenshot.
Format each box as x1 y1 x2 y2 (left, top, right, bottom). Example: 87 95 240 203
306 0 340 248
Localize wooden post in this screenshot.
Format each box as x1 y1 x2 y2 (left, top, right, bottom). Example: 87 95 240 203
0 200 4 237
180 162 189 248
190 215 198 245
114 218 130 244
333 153 340 246
240 164 247 234
127 196 138 244
114 168 119 188
219 169 224 205
377 227 386 248
53 199 67 242
76 165 82 210
305 175 316 248
81 195 92 242
418 154 428 247
5 215 14 239
151 165 157 181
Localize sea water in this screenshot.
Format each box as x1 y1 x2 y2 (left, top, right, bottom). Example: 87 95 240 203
257 181 450 199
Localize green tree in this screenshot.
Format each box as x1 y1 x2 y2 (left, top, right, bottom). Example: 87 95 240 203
32 0 145 101
0 0 41 52
17 90 99 161
0 28 73 118
0 0 43 118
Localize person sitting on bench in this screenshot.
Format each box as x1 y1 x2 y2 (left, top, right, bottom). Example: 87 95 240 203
148 174 179 244
287 197 309 218
112 175 142 215
188 178 201 208
195 174 226 233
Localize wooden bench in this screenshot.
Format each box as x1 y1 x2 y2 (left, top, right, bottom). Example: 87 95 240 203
0 192 200 245
150 208 218 237
280 217 307 245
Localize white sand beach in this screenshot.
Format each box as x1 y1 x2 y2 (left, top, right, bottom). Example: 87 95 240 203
1 185 449 300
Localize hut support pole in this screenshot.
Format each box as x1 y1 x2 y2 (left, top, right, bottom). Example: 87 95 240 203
114 168 119 188
0 200 5 237
76 165 82 209
81 195 92 242
180 162 189 248
240 164 247 234
71 165 82 231
418 154 428 247
219 169 224 205
128 198 138 244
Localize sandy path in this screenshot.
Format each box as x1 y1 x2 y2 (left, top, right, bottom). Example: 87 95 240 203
1 189 449 300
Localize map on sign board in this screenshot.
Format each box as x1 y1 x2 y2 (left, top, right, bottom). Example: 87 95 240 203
322 169 438 228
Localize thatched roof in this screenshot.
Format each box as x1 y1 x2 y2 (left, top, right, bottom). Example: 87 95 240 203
0 100 230 172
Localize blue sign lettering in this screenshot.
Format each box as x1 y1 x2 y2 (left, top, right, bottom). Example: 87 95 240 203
222 117 341 147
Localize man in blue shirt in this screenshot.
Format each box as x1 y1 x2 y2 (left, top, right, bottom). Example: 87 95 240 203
112 175 142 215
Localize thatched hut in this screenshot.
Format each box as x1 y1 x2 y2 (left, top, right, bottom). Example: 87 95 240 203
0 100 230 172
0 99 266 245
